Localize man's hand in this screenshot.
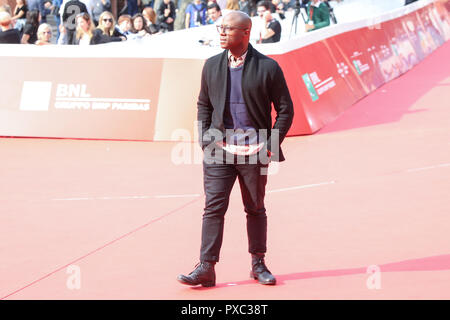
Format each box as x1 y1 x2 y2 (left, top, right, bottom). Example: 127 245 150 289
216 142 264 156
263 10 272 22
305 23 315 31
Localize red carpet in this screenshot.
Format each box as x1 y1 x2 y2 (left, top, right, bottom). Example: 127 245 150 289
1 41 450 300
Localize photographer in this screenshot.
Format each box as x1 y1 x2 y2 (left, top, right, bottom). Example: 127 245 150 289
304 0 330 32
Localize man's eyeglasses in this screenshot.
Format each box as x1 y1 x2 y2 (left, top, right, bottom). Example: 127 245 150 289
216 25 248 34
103 18 113 23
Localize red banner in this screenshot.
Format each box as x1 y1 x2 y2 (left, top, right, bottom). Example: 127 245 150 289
269 0 450 136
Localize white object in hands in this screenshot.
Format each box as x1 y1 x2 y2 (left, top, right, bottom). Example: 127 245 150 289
216 141 265 156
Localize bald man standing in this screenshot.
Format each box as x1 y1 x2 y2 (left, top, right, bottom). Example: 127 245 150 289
177 12 294 287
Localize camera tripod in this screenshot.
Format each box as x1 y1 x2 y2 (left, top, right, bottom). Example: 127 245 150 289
289 0 307 38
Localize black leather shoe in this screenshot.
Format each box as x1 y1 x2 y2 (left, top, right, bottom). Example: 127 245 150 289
177 262 216 287
250 254 276 285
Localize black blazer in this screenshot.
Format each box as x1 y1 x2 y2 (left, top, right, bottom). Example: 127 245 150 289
197 44 294 161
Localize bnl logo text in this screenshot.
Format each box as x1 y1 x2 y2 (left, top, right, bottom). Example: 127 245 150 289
56 84 91 98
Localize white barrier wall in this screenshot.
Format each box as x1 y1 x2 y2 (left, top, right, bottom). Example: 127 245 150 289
0 0 449 141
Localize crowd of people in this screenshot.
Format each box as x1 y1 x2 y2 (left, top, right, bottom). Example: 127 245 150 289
0 0 339 45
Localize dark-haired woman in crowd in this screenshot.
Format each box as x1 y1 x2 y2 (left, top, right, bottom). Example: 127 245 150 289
128 13 151 40
21 9 39 44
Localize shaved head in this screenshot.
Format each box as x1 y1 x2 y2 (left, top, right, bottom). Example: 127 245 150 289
224 11 252 30
0 11 12 27
219 11 252 56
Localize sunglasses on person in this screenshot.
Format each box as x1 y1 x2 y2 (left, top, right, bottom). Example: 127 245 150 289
103 18 113 22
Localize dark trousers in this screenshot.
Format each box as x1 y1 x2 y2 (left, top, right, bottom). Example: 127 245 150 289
200 161 268 262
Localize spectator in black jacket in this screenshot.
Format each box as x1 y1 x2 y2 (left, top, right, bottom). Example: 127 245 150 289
21 9 39 43
157 0 175 32
95 11 126 42
61 0 88 44
0 11 21 43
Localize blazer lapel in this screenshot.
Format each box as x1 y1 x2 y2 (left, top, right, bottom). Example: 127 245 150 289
216 50 229 130
241 44 253 96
